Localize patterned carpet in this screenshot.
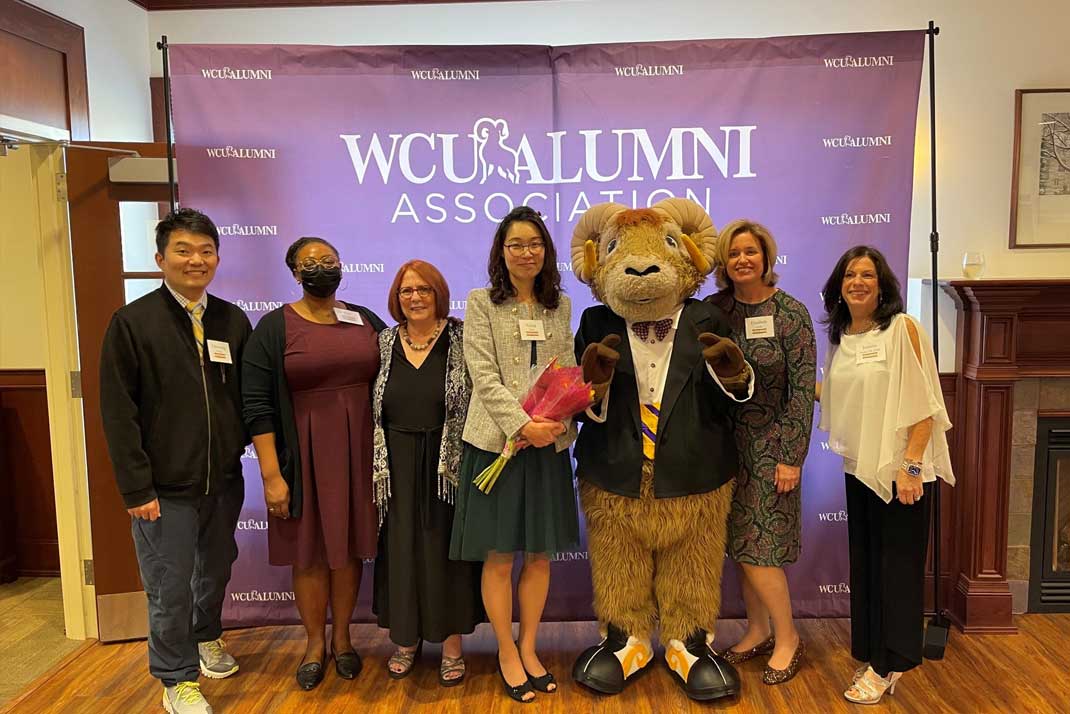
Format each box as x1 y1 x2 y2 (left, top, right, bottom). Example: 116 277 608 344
0 578 83 707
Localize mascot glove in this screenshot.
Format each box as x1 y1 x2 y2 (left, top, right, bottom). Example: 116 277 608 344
698 332 747 379
582 334 622 387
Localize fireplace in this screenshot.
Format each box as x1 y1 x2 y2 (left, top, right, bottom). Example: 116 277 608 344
1029 417 1070 611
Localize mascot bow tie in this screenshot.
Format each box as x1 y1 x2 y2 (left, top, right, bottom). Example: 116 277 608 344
631 318 674 342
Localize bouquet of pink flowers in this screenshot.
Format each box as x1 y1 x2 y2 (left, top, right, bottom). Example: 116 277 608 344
473 357 596 494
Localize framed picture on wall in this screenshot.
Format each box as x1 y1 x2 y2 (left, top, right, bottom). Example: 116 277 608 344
1010 88 1070 248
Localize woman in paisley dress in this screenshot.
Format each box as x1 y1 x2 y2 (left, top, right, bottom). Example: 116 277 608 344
705 220 816 685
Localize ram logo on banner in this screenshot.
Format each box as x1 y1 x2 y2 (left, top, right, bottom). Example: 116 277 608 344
169 31 924 626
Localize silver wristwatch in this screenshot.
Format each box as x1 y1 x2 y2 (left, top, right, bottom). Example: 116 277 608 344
900 458 922 477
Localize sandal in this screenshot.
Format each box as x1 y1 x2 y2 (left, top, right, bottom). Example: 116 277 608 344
439 654 466 687
844 667 902 704
387 641 422 680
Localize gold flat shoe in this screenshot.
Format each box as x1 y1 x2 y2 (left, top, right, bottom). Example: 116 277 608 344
761 640 805 685
719 634 775 664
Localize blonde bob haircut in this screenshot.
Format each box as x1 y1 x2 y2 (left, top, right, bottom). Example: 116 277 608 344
713 219 779 291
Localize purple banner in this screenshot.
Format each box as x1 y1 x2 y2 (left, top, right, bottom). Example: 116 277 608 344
169 31 924 626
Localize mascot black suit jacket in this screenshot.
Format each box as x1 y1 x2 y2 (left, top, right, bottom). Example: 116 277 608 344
573 299 740 499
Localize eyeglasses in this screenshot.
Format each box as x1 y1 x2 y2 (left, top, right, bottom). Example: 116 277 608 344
297 256 340 271
398 286 434 299
504 241 545 256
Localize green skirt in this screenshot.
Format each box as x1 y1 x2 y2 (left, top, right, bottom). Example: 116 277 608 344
449 443 580 561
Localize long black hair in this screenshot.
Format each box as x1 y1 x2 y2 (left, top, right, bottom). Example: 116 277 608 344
820 245 904 345
487 206 562 310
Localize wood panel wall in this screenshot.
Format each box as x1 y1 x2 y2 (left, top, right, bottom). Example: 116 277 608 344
0 0 89 139
0 370 59 579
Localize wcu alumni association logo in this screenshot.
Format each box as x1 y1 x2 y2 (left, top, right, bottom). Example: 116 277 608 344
339 115 756 186
338 115 756 224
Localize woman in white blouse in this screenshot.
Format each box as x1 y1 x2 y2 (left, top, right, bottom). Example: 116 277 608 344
817 246 954 705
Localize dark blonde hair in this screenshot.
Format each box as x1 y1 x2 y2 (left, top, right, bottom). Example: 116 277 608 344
713 219 779 292
387 259 450 323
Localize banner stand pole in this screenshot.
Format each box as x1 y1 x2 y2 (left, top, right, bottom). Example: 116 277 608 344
923 18 951 662
157 35 177 213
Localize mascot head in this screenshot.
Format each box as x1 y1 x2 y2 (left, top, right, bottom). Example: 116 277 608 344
570 198 718 322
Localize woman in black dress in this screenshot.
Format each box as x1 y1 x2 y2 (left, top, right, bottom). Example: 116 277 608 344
371 260 483 686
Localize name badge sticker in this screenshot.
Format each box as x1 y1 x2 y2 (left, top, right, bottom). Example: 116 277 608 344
856 341 887 365
206 339 233 364
745 315 775 340
518 319 547 341
334 308 364 325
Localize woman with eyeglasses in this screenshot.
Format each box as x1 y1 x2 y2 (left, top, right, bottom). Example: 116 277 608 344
449 206 580 704
242 237 386 690
370 260 484 686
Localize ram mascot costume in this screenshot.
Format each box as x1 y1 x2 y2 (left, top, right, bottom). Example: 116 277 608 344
570 198 752 701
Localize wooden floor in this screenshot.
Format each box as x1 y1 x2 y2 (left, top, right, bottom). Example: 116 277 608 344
3 616 1067 714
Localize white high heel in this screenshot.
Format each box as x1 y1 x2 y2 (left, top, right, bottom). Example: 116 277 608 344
844 666 902 704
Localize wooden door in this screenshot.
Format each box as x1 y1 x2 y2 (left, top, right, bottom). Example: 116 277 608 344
65 143 169 641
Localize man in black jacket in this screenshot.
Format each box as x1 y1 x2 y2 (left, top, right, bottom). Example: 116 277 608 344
100 208 251 714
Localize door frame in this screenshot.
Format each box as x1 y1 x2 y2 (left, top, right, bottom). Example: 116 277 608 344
8 142 99 640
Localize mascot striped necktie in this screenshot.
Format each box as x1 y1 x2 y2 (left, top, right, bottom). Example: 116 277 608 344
641 402 660 459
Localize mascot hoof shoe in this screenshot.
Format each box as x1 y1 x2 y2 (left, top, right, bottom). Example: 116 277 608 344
572 625 652 695
665 632 740 701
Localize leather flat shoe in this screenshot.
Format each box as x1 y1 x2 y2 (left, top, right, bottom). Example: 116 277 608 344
333 647 362 680
296 648 327 691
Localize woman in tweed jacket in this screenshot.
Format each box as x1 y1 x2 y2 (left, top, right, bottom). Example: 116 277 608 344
449 206 580 703
370 260 483 686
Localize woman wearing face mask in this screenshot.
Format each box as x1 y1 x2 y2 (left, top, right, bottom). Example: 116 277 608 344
817 245 954 704
242 237 387 691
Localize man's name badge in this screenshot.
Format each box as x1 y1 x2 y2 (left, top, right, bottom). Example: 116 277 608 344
206 339 233 364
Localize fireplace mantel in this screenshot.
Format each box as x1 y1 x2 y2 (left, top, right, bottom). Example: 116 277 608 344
941 279 1070 632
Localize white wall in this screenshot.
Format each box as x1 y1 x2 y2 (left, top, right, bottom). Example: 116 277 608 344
31 0 153 141
147 0 1070 369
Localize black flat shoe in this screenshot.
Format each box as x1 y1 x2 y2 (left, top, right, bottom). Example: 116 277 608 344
332 645 362 680
515 641 556 693
498 658 535 703
296 647 327 691
525 669 556 693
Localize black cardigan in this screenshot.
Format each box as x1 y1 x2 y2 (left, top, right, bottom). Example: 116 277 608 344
241 303 386 518
100 287 252 508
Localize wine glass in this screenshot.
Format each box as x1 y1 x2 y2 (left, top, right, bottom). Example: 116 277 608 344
962 252 985 279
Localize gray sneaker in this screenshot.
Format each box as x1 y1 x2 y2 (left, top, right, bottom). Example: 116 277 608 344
162 682 213 714
198 638 239 679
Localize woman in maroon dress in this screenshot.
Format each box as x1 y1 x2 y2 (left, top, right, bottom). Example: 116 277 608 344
242 237 386 690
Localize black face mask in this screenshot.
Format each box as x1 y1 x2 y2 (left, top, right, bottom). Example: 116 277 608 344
299 265 342 298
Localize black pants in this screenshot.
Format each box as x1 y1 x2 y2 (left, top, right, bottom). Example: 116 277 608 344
131 476 244 686
845 474 932 677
